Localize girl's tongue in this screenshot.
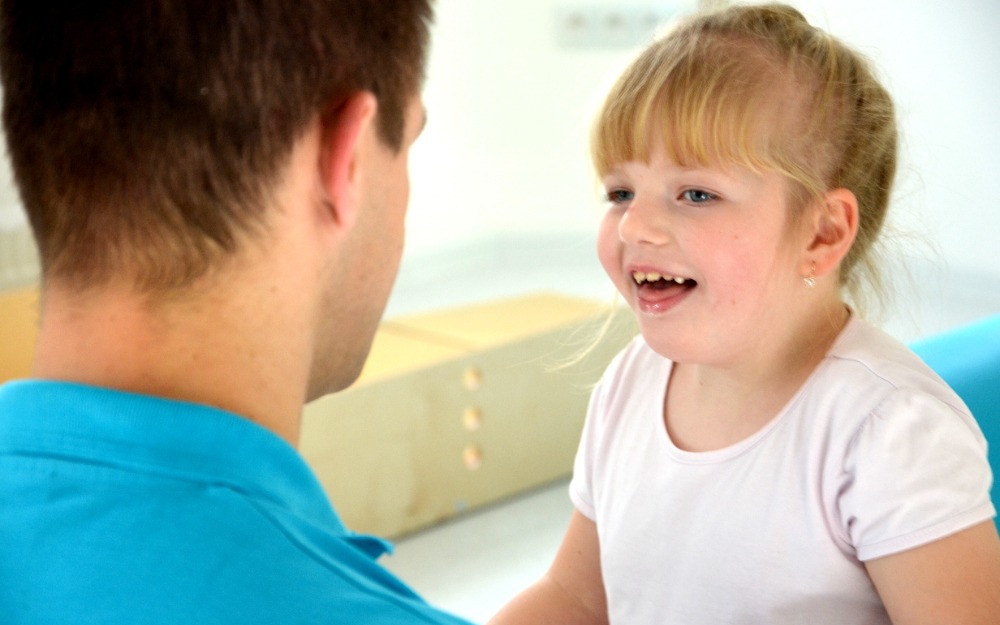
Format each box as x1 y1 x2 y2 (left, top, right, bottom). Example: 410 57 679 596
634 273 696 302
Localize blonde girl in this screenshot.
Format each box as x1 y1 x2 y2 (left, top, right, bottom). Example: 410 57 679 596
490 3 1000 624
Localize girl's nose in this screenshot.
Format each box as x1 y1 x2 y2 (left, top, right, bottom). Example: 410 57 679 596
618 198 671 246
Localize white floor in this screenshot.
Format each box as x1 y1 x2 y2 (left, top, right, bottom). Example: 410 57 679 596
382 479 573 623
375 233 1000 624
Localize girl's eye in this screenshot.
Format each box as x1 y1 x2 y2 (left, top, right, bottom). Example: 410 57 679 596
605 188 634 205
681 189 717 203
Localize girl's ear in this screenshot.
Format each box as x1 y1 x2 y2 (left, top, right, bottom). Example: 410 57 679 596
317 92 378 231
805 187 859 279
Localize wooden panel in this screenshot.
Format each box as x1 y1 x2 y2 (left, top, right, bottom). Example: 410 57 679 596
0 286 39 383
300 293 635 538
380 291 617 350
351 327 467 386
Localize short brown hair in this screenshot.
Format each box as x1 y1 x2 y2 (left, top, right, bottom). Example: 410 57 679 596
592 3 897 305
0 0 433 290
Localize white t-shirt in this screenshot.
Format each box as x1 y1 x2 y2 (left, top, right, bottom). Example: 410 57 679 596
570 316 995 625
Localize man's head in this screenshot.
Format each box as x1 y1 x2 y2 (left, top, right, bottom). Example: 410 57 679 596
0 0 433 291
307 92 427 397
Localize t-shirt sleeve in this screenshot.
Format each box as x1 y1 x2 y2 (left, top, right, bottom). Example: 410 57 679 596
569 339 644 523
838 388 995 561
568 377 606 522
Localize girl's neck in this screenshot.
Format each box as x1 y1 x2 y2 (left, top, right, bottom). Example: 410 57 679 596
664 301 850 453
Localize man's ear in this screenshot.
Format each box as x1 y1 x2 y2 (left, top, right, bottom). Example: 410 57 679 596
318 92 378 230
804 187 860 279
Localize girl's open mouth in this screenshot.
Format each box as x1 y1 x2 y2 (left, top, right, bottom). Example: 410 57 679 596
631 271 696 310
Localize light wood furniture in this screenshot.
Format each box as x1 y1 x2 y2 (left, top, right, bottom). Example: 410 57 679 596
300 292 634 538
0 286 39 383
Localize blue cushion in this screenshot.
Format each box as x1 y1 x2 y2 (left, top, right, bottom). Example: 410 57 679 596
910 314 1000 524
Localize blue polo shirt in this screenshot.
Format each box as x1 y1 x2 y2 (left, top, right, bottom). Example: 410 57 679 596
0 380 473 625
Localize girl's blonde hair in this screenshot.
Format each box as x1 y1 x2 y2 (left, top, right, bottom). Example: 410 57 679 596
592 3 897 306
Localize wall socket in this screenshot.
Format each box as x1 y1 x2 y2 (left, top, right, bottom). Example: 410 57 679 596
555 4 681 49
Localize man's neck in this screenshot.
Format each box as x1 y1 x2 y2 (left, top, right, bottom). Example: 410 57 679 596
32 276 312 446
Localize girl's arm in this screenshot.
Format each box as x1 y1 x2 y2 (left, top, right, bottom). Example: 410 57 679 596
866 520 1000 624
488 509 609 625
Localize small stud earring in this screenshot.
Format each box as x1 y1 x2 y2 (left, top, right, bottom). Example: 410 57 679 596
803 263 817 288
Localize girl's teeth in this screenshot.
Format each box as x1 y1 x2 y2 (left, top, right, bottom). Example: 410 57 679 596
632 271 689 285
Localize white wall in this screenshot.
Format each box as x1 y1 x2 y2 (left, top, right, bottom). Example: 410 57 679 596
792 0 1000 277
405 0 1000 278
405 0 655 255
0 126 24 227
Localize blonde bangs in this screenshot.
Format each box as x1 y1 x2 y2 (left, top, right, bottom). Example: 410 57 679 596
591 34 785 178
590 47 661 177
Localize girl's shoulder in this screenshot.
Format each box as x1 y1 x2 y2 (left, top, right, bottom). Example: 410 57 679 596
824 316 966 409
803 316 979 441
815 319 993 561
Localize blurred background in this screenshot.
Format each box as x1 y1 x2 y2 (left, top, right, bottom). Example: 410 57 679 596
1 0 998 622
2 0 998 332
388 0 1000 338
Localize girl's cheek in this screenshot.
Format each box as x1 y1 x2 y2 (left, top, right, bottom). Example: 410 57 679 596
597 213 625 286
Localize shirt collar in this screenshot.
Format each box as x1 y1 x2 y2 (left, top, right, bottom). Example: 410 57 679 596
0 379 345 534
